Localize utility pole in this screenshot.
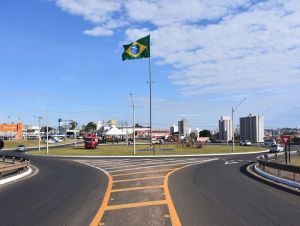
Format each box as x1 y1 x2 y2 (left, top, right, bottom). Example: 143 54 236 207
125 121 128 145
257 108 270 148
64 119 67 133
37 116 43 151
232 98 247 152
130 93 136 155
46 111 49 155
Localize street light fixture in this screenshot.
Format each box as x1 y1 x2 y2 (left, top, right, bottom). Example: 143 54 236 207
257 108 270 148
46 111 49 154
232 98 247 152
130 93 136 155
37 116 43 151
33 101 49 154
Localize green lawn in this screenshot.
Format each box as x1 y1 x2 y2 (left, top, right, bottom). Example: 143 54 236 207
29 144 265 156
3 139 74 149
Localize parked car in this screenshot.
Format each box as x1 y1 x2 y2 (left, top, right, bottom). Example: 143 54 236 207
157 139 164 144
16 145 26 152
45 139 56 144
264 139 276 145
270 144 284 153
240 140 252 146
53 137 63 143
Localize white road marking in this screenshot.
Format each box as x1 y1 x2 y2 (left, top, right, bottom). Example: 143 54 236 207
225 161 239 165
76 158 218 174
104 158 208 170
108 159 217 173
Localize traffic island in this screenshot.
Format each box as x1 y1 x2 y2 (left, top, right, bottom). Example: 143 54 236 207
27 144 266 156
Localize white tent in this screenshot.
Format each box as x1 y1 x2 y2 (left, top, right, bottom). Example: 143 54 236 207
104 127 126 136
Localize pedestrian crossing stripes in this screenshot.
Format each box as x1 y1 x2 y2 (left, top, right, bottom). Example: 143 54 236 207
76 157 218 226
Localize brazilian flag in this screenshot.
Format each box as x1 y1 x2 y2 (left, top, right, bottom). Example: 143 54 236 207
122 35 150 61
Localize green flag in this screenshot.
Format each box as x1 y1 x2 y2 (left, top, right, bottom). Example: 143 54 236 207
122 35 150 61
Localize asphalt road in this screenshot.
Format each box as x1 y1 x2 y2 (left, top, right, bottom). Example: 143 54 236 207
169 154 300 226
0 153 108 226
1 150 300 226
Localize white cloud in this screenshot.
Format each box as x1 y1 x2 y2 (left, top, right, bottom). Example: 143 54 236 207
125 0 251 26
53 0 300 126
55 0 122 23
84 26 114 36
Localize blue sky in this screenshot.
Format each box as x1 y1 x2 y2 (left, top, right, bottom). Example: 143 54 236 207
1 0 300 129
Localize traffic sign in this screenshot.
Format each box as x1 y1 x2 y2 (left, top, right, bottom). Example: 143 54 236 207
280 135 291 145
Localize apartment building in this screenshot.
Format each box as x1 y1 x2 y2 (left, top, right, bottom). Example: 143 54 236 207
219 116 232 142
240 114 264 143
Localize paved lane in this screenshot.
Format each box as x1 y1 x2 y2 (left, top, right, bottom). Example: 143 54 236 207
76 157 218 226
0 155 108 226
170 155 300 226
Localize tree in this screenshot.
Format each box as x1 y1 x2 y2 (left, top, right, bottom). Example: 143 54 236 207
70 121 78 130
135 123 143 128
190 132 198 141
40 126 55 133
0 139 4 149
199 130 211 137
292 136 300 144
85 122 97 132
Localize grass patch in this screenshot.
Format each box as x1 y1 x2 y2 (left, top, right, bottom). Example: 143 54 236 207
29 144 265 156
290 157 300 166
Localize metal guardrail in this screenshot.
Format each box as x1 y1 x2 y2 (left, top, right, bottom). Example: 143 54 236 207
0 155 30 179
257 151 300 181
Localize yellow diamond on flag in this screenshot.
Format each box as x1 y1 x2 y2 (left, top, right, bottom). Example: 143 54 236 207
125 42 146 58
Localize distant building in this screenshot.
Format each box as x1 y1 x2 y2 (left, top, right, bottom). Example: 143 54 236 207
178 119 189 138
58 118 64 134
170 125 178 135
240 114 264 143
219 116 232 142
0 122 23 140
193 128 201 138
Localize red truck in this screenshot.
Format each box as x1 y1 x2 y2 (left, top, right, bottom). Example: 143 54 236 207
84 133 98 149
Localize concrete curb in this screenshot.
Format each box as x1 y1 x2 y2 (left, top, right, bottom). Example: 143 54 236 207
27 149 268 158
254 164 300 189
0 166 32 186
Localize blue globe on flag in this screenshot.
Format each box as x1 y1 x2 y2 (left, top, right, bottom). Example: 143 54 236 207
131 44 140 55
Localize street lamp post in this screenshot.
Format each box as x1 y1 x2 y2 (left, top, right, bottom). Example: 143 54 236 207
37 116 43 151
130 93 136 155
46 111 49 154
257 108 270 148
232 98 247 152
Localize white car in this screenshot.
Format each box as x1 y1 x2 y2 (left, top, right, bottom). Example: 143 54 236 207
240 140 252 146
270 144 284 153
53 137 63 143
16 145 26 152
264 139 276 145
45 139 56 144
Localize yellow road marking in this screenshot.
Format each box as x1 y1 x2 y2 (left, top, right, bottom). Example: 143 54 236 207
111 185 164 192
113 176 164 183
111 168 176 177
106 200 167 210
89 174 113 226
164 167 183 226
89 159 216 226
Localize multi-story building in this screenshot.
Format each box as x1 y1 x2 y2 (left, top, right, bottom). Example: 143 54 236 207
240 114 264 143
219 116 232 142
193 128 201 138
0 122 23 140
170 125 178 135
178 119 189 138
